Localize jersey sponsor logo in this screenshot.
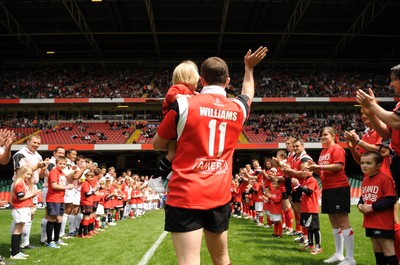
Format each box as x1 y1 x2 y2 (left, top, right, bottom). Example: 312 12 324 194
192 158 228 174
199 107 238 121
319 153 330 162
362 185 379 202
213 98 224 107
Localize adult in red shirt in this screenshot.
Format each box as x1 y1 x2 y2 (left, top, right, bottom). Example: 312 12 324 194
46 156 73 248
283 139 313 241
153 46 268 265
357 64 400 195
358 151 398 265
345 110 392 176
308 127 355 265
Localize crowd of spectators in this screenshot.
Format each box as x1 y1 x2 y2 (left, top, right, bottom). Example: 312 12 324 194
244 111 364 142
0 66 394 99
231 68 392 98
0 66 153 99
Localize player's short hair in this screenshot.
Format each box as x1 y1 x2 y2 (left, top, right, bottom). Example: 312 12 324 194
200 57 229 86
391 64 400 80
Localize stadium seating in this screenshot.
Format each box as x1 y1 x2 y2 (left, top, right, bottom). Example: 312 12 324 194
38 122 135 144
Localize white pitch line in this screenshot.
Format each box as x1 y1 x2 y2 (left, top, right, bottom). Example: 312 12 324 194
137 231 168 265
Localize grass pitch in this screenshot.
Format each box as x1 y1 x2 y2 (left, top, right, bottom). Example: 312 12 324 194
0 206 374 265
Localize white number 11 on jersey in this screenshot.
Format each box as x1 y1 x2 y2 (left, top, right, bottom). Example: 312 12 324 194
208 120 227 157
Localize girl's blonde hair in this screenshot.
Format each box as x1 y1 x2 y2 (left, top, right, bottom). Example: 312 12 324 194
12 166 33 198
172 60 200 86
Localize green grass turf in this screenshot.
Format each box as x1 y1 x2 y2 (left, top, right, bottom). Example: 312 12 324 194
0 206 375 265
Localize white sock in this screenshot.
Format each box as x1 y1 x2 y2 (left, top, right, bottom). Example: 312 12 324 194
342 228 355 261
75 213 83 230
60 214 69 237
21 220 32 247
332 228 344 257
124 205 130 217
41 218 48 243
68 215 76 234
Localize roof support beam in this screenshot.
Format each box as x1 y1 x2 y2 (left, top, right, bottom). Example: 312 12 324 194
217 0 230 56
273 0 311 59
385 47 400 60
0 2 43 59
329 1 391 59
62 0 103 59
145 0 161 61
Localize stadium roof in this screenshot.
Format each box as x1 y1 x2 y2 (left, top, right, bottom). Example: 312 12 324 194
1 0 399 67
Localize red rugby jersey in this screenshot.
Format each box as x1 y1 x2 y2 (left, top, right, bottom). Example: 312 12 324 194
12 181 34 209
361 171 396 230
318 144 349 190
157 86 250 209
162 84 195 117
299 176 319 214
46 167 67 203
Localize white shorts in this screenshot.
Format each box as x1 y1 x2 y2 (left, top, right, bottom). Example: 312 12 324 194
72 189 81 206
130 204 137 210
12 207 32 224
96 204 104 215
64 188 75 204
270 213 282 222
254 202 263 212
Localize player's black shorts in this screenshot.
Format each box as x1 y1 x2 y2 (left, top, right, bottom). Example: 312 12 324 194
366 228 394 239
321 186 350 214
81 205 93 215
300 213 320 229
47 202 65 216
282 191 288 200
92 201 99 212
291 188 302 203
165 201 230 233
284 177 292 196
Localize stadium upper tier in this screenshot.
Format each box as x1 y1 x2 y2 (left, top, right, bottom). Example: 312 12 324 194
0 67 395 99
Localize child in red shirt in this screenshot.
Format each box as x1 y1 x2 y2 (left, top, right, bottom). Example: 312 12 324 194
46 156 74 248
10 166 40 260
148 60 199 193
267 180 283 237
358 151 398 265
292 175 322 255
79 171 97 238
